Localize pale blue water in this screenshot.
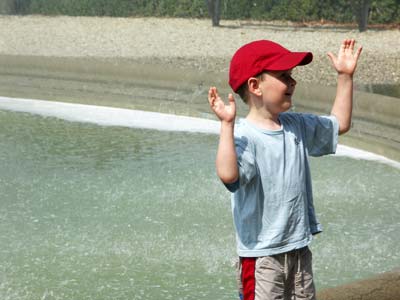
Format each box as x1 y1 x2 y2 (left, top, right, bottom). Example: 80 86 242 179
1 109 399 299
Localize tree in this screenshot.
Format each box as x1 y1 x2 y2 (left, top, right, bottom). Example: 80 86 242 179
357 0 371 32
206 0 221 26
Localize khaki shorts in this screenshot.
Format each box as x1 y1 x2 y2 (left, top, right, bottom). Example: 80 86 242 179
236 247 316 300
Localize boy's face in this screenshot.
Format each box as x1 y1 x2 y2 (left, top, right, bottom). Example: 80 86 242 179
258 69 296 114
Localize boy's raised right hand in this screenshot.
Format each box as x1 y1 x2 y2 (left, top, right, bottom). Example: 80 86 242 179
208 87 236 123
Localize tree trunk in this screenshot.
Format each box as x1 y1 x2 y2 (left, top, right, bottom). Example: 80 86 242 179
357 0 370 32
207 0 221 27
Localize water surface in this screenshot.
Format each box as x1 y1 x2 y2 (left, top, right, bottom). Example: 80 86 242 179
1 110 399 299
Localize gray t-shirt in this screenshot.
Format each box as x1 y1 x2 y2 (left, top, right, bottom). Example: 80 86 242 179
225 112 339 257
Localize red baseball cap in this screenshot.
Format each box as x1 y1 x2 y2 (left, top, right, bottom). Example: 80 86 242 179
229 40 313 92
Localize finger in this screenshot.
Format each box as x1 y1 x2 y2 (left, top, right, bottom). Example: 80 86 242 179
208 87 219 107
208 87 214 104
211 86 219 98
349 39 355 51
212 87 219 99
228 93 236 107
213 87 219 98
354 45 363 60
341 39 347 50
327 52 336 64
346 39 353 51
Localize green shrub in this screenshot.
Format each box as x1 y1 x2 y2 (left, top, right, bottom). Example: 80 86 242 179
9 0 400 25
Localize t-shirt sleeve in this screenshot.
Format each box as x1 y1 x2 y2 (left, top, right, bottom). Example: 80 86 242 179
223 135 257 193
301 114 339 156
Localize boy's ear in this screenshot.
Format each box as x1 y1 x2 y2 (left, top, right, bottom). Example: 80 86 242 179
247 77 262 97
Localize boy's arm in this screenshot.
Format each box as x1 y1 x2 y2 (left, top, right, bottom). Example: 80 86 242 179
208 87 239 184
328 39 362 135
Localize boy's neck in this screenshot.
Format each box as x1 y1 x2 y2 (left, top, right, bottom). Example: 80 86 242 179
246 108 282 131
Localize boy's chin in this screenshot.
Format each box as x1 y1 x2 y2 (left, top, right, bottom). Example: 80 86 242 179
280 101 292 112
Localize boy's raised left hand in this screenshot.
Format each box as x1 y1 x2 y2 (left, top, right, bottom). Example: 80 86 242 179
327 39 362 76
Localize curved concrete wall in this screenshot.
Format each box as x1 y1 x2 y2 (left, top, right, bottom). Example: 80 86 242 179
0 55 399 161
296 83 399 128
295 83 400 161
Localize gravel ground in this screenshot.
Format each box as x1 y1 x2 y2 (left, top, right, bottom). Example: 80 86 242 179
2 15 400 85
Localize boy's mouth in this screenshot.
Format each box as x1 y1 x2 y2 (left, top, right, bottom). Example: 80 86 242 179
285 89 294 96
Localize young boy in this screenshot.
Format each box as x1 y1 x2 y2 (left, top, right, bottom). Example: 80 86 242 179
208 39 362 300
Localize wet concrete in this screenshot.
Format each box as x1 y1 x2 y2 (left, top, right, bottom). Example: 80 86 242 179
0 55 228 117
319 268 400 300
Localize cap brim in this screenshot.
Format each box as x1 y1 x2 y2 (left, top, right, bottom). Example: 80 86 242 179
268 52 313 71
